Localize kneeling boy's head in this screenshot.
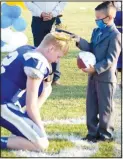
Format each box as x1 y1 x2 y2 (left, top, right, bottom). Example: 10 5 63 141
38 32 70 63
95 2 116 29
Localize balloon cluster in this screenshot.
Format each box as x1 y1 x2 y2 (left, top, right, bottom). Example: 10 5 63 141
1 2 28 52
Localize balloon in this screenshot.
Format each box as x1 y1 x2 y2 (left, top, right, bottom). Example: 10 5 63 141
12 17 27 31
2 3 21 18
1 15 13 28
1 3 11 16
1 2 28 53
9 6 21 18
1 32 28 52
1 3 9 14
1 41 6 47
6 2 27 10
10 32 28 46
1 28 15 43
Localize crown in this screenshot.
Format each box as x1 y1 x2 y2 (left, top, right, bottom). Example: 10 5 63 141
51 32 71 41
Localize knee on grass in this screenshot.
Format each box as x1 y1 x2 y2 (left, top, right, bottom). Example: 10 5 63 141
34 138 49 151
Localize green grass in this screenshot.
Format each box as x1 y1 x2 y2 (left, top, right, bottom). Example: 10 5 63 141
1 2 121 158
46 139 74 154
1 150 16 158
92 142 115 158
45 124 87 137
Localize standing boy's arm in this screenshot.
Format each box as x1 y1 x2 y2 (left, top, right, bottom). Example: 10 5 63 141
76 38 91 52
94 33 121 74
74 29 96 52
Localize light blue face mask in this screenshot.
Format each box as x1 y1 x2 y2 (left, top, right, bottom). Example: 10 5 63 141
95 16 108 29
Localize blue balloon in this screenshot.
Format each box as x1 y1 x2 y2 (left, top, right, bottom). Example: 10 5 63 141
1 3 7 11
1 3 10 15
1 41 6 47
12 17 27 31
1 15 13 28
2 3 21 19
10 6 21 18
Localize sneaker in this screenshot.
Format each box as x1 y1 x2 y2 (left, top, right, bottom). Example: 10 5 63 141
96 134 114 142
82 134 97 143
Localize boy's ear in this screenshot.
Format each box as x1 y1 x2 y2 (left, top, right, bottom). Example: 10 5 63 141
104 16 111 23
108 15 113 20
48 44 55 53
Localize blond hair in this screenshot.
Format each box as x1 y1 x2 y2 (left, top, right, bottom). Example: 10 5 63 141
40 32 69 56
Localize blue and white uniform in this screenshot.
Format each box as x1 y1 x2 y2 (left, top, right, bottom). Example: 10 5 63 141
1 45 51 142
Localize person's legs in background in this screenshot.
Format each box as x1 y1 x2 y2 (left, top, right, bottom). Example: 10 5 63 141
31 16 56 47
52 62 61 85
31 17 46 47
31 16 61 85
55 17 62 25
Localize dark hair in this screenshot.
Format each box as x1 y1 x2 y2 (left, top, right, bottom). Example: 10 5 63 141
95 2 112 11
103 1 117 8
95 2 116 17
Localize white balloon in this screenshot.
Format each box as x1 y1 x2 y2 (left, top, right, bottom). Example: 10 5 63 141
1 32 28 52
1 28 14 43
79 51 96 68
10 32 28 47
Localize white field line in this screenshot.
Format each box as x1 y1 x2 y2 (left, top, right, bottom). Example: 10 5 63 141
113 86 122 157
11 86 121 157
43 116 86 125
12 134 98 157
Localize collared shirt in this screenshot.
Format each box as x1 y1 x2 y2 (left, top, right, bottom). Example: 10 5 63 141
24 2 67 18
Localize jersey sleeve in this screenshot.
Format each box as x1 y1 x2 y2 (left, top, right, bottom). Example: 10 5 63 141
23 52 50 79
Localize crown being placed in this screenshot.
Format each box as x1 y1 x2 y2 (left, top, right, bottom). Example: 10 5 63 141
51 32 71 41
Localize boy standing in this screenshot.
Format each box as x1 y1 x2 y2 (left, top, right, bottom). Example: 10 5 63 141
73 2 121 142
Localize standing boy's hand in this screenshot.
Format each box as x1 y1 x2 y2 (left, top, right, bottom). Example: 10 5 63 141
82 65 96 74
70 34 80 43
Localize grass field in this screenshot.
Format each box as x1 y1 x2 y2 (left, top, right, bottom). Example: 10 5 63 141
1 2 122 158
